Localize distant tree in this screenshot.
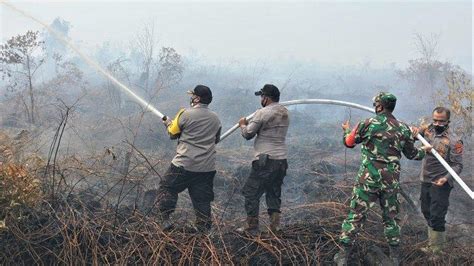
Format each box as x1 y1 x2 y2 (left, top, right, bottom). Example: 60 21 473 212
46 54 85 98
0 30 45 124
437 67 473 138
399 33 472 138
43 17 71 57
156 47 183 89
397 33 454 105
134 21 158 94
132 21 184 97
106 58 131 110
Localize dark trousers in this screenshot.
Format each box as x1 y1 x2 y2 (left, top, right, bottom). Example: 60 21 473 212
420 182 452 232
242 159 288 217
156 163 216 230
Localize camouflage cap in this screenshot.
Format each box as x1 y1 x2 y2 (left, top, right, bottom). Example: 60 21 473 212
373 92 397 104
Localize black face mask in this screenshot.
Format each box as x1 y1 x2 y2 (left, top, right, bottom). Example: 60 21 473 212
190 96 199 107
374 103 383 114
433 124 448 134
261 96 268 108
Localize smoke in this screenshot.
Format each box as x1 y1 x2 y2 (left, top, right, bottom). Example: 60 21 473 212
1 0 166 119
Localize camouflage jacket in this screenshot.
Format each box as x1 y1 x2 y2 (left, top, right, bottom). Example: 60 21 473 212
418 126 463 186
344 112 426 188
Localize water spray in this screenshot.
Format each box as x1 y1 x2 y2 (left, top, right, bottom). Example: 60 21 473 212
1 0 165 119
221 99 474 200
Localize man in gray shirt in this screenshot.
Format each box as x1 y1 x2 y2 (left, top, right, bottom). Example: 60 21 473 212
153 85 221 233
238 84 289 235
412 107 463 254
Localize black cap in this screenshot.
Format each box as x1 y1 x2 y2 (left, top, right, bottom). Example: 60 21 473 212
188 85 212 104
255 84 280 98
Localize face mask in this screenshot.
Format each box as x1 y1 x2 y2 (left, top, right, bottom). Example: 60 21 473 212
190 96 199 107
433 124 448 134
261 96 268 107
374 103 383 114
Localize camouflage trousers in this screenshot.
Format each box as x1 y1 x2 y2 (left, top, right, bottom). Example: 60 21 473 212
339 183 401 246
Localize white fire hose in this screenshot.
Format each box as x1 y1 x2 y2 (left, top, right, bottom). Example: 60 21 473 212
220 99 473 200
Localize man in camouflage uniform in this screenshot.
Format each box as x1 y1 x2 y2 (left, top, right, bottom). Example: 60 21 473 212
334 92 431 266
412 107 463 254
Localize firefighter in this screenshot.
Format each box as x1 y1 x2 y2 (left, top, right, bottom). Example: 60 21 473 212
411 107 463 254
334 92 431 266
151 85 221 233
237 84 289 235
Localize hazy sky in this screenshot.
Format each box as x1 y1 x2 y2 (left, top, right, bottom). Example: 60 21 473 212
1 1 472 71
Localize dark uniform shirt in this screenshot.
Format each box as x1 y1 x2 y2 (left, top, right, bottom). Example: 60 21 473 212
419 126 463 186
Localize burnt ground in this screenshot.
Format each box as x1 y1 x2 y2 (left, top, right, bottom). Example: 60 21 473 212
0 129 472 265
0 193 472 265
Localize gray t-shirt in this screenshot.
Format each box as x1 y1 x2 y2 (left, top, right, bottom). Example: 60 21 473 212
170 104 221 172
240 102 289 160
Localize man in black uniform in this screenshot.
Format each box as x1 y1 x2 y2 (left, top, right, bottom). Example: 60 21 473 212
412 107 463 254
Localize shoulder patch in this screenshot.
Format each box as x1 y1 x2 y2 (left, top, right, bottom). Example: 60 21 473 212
454 141 464 154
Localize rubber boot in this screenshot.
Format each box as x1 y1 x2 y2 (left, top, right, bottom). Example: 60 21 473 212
269 212 281 233
420 226 433 253
333 245 351 266
158 213 173 231
236 216 259 236
389 245 401 266
431 230 446 255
